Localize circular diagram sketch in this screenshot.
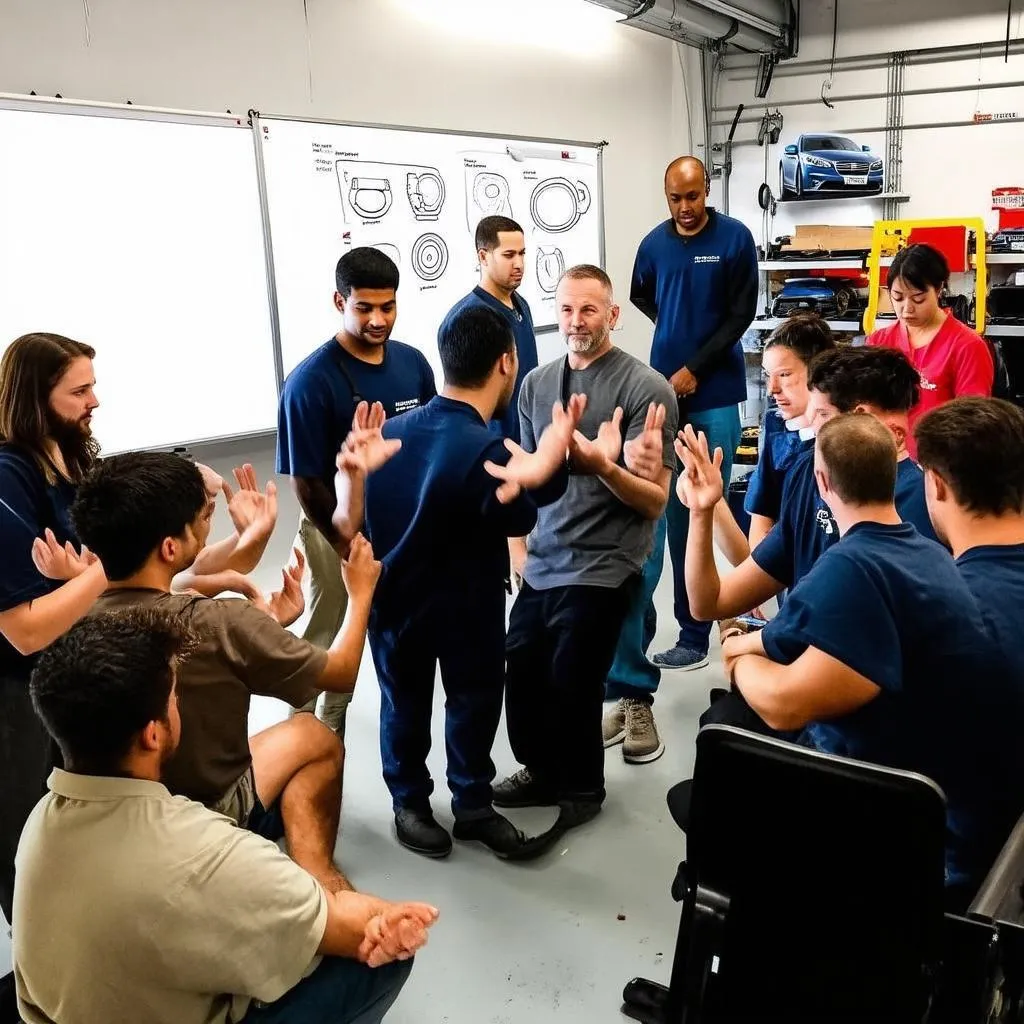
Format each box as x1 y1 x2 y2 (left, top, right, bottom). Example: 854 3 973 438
411 233 449 282
348 177 393 219
407 171 445 220
530 178 592 233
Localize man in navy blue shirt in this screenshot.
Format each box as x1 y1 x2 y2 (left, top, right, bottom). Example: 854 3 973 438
631 155 758 672
684 347 940 634
716 414 1024 907
332 305 583 861
439 216 539 446
277 248 436 737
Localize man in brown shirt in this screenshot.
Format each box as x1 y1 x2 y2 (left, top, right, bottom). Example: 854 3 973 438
72 451 380 893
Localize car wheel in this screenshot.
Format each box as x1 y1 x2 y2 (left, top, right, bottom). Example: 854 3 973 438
779 164 793 199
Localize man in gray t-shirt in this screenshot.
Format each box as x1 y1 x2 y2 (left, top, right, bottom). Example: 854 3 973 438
494 265 677 832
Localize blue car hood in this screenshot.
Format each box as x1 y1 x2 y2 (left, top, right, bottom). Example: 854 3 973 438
806 149 875 162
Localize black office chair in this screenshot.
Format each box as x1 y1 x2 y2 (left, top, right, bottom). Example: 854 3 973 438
622 725 949 1023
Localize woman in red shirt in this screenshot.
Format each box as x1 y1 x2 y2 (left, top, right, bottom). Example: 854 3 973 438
868 243 993 457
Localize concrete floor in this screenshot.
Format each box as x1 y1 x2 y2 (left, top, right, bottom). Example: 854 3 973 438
247 565 722 1024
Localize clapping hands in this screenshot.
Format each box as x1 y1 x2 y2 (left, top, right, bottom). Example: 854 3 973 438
224 464 279 546
32 528 99 581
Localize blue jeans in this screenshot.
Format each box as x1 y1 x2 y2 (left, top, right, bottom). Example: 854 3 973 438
604 516 667 700
243 955 412 1024
666 404 741 653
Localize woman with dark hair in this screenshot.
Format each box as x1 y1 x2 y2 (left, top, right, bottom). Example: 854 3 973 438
868 243 993 456
0 333 106 1008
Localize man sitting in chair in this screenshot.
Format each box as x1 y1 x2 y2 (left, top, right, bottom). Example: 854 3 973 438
676 414 1024 909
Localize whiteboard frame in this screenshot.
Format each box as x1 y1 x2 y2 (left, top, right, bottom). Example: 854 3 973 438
0 92 281 450
249 111 608 343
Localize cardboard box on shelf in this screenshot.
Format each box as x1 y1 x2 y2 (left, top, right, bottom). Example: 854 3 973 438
781 224 875 252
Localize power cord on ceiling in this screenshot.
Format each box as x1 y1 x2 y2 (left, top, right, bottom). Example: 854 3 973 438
821 0 838 108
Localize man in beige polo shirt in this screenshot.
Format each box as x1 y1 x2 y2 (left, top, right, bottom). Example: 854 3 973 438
70 451 381 892
14 607 436 1024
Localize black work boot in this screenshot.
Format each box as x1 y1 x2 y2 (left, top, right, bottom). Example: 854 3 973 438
491 768 558 809
453 809 561 862
394 807 453 859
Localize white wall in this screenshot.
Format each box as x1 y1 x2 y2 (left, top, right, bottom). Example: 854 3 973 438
714 0 1024 245
0 0 686 588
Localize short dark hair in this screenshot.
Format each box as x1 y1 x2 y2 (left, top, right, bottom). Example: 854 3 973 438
31 607 198 775
888 243 949 294
71 452 208 581
816 413 897 506
335 246 400 297
475 216 524 252
808 347 920 413
915 397 1024 516
765 313 836 365
559 264 614 294
437 306 515 389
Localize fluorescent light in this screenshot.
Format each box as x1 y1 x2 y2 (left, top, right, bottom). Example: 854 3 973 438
388 0 623 56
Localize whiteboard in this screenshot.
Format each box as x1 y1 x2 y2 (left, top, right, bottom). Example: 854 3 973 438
256 116 604 381
0 99 279 454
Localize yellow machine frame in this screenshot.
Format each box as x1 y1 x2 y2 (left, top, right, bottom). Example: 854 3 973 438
864 218 987 334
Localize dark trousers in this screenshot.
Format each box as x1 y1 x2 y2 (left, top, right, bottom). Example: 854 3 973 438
0 674 57 926
505 580 635 802
369 604 505 814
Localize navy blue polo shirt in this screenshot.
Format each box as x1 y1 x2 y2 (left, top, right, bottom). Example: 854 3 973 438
761 522 1024 890
276 339 436 492
363 396 564 630
438 287 538 444
631 210 757 413
0 446 78 679
744 419 813 522
752 449 941 588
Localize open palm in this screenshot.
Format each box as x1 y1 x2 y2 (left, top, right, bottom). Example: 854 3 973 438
674 424 724 513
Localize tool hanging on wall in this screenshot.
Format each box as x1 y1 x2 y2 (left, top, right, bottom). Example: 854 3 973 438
821 0 840 108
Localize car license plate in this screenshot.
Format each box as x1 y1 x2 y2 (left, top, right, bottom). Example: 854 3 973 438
844 175 868 186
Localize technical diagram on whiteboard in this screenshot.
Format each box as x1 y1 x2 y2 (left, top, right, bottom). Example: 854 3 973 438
530 177 592 233
368 243 401 266
406 170 445 220
536 246 565 293
467 171 513 228
411 233 449 282
337 161 446 223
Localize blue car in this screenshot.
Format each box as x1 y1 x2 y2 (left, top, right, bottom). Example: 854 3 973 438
779 135 883 198
772 278 862 319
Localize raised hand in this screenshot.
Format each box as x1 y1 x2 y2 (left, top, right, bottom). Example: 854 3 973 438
569 407 624 475
352 400 387 434
340 532 382 605
673 424 724 513
266 548 306 626
336 428 402 478
623 402 666 482
32 529 99 581
223 464 279 544
483 394 587 504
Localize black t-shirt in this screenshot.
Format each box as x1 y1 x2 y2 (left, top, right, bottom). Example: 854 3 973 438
0 445 79 679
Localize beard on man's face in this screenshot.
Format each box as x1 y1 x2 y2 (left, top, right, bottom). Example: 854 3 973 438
46 409 94 464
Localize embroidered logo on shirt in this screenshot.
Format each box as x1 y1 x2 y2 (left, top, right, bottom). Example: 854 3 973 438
393 398 422 413
816 507 836 535
918 373 938 391
693 255 721 265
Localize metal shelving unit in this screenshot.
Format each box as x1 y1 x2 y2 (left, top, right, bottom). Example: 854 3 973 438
752 316 863 332
758 259 867 271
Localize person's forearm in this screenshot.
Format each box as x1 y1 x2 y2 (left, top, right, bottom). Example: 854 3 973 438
732 654 808 732
331 468 365 558
713 499 750 567
171 569 254 599
188 535 240 576
597 462 667 520
0 561 108 656
293 477 344 553
318 890 390 959
318 593 373 693
747 514 773 553
685 508 725 620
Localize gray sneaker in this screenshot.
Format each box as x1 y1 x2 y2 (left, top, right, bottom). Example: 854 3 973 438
622 698 665 764
651 644 710 672
602 700 626 748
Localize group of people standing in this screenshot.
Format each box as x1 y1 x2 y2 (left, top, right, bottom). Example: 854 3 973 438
0 150 1015 1022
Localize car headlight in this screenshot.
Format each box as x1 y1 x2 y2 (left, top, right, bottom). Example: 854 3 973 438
870 160 883 170
802 155 833 168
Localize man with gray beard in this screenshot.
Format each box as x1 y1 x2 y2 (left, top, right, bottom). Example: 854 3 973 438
493 265 677 834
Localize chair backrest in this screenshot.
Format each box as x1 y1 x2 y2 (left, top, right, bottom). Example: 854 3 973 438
686 725 948 1022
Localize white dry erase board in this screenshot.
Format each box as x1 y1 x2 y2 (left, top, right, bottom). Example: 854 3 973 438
254 114 606 382
0 96 279 454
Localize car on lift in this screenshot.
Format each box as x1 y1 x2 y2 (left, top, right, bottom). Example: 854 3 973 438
771 277 863 319
779 134 884 199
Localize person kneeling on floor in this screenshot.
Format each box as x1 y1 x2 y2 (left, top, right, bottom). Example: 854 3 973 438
13 608 436 1024
72 451 379 892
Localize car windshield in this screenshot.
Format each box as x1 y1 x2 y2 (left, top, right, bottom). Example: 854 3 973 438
802 136 859 152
